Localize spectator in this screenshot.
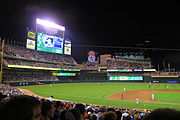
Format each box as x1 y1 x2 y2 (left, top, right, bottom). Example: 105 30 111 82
4 44 77 65
41 100 55 120
0 95 42 120
103 111 117 120
75 103 86 118
65 108 81 120
53 101 63 120
92 114 98 120
60 110 67 120
107 108 116 112
0 92 7 101
121 112 132 120
142 108 180 120
115 110 122 120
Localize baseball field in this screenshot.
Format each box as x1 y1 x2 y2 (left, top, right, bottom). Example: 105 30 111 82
18 83 180 110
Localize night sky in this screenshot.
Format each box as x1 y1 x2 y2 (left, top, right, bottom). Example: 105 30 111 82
1 0 180 69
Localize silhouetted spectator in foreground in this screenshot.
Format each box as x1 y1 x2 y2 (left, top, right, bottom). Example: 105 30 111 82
0 92 7 101
91 114 97 120
53 101 63 120
0 95 42 120
65 108 81 120
115 110 122 120
107 108 116 112
60 110 67 120
142 108 180 120
75 103 86 119
103 111 117 120
41 100 55 120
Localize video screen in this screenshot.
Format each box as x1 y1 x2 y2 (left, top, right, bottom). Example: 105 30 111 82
37 33 64 54
52 73 76 76
109 76 143 80
64 40 71 55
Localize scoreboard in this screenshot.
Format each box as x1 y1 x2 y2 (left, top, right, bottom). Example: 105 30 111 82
37 33 64 54
26 18 71 55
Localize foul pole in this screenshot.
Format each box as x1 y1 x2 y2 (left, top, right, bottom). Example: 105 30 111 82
0 39 4 83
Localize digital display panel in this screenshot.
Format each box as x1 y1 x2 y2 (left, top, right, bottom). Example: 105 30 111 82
167 81 179 83
52 73 76 76
64 40 71 55
88 51 96 62
64 40 71 47
26 30 36 50
64 47 71 55
107 69 132 72
151 81 160 83
109 76 143 80
37 33 63 54
27 30 36 40
26 39 36 50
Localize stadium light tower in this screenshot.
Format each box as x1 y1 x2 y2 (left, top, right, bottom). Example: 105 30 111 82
35 18 66 42
36 18 65 31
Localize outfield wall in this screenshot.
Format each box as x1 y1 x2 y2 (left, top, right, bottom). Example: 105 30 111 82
4 70 180 86
6 77 180 86
78 71 107 81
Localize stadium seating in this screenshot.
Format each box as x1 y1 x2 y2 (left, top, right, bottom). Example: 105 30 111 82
107 58 151 69
1 84 179 120
4 44 77 65
3 70 58 82
1 44 79 83
4 58 79 69
0 83 151 120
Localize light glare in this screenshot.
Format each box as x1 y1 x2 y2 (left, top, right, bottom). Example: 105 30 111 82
36 18 65 31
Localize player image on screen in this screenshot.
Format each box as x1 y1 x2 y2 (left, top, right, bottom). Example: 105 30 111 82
37 33 64 54
45 37 54 47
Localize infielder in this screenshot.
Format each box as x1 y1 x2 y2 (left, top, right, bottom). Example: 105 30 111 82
136 97 139 105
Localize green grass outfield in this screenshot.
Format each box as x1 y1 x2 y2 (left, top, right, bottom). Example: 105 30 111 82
18 83 180 110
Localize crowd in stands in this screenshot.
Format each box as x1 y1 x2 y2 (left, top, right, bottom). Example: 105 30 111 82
1 44 153 71
3 71 58 82
0 83 180 120
2 44 104 71
107 72 153 76
0 83 24 96
4 58 100 71
3 44 76 65
80 65 99 71
107 58 151 70
4 58 101 71
1 43 155 71
143 72 179 76
4 58 79 69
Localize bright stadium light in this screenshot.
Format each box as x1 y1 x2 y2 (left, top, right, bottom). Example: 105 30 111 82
36 18 65 31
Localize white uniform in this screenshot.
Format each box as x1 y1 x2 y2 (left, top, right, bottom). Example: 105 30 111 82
152 94 155 100
136 97 139 104
124 88 126 91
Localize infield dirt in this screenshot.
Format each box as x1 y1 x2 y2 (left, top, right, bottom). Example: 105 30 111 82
108 89 180 105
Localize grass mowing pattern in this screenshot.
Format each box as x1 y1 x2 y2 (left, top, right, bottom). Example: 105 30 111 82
18 83 180 110
155 92 180 103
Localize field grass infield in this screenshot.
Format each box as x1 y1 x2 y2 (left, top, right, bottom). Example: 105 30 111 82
18 83 180 110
